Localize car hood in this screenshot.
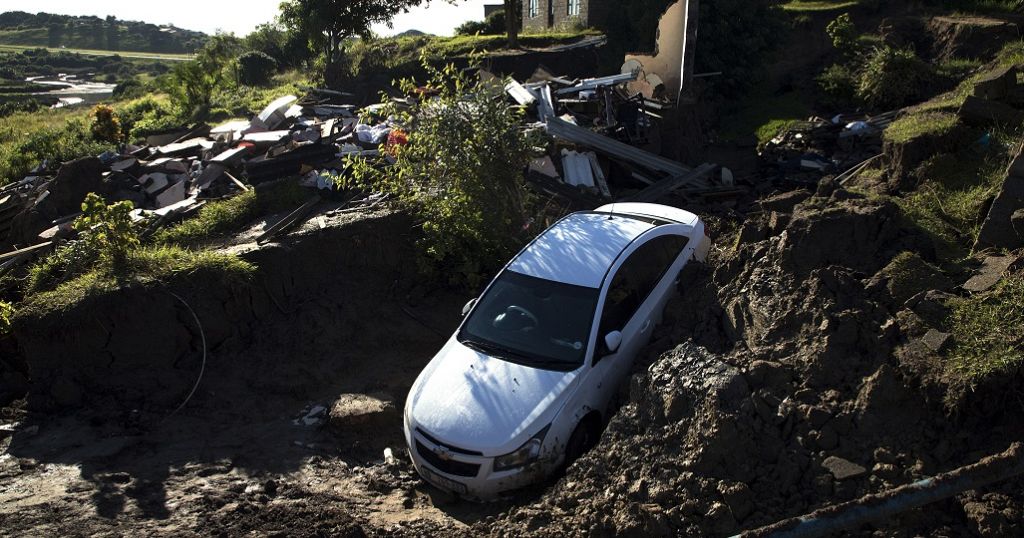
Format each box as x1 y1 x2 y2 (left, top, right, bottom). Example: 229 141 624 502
408 336 579 455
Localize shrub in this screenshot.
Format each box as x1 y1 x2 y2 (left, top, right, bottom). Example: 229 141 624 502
237 50 279 86
74 193 140 273
817 62 858 107
826 13 858 53
0 300 12 336
112 78 143 99
345 57 536 288
456 10 507 36
89 105 122 143
857 46 934 109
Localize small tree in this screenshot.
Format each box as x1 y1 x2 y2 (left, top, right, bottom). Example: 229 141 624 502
345 55 536 287
74 193 139 273
826 13 858 55
279 0 428 65
857 46 933 109
238 51 279 86
89 104 122 143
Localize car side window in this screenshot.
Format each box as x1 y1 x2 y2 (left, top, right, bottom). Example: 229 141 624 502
597 234 690 350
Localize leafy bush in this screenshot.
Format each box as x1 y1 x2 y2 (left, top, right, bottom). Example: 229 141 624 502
857 46 934 109
89 105 122 143
826 13 858 53
74 193 140 273
345 57 536 287
817 62 858 107
0 300 12 336
237 51 279 86
456 10 507 36
112 78 144 99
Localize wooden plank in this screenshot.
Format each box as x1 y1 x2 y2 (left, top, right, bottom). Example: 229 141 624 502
624 163 718 203
257 195 322 244
0 241 53 261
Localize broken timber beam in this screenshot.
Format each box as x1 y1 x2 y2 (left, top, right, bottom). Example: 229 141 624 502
0 241 53 262
545 117 711 186
257 195 322 245
623 163 718 202
736 442 1024 538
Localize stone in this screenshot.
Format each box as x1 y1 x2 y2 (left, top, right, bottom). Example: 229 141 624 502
975 151 1024 251
963 255 1020 293
958 95 1024 127
760 189 811 213
921 329 952 353
48 157 109 216
972 65 1018 101
328 393 397 433
822 456 867 481
1012 208 1024 240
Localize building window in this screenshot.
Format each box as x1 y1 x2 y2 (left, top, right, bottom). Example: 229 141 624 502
529 0 539 18
568 0 581 16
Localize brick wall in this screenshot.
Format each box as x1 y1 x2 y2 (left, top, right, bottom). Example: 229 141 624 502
522 0 603 31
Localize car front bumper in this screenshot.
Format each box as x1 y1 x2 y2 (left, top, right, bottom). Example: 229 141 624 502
405 425 551 501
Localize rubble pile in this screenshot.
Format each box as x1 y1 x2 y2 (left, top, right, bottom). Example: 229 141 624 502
759 111 897 186
0 89 405 272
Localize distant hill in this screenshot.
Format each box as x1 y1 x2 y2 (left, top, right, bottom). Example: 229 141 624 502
0 11 208 54
394 29 429 38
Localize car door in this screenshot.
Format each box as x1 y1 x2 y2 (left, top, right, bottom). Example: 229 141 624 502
587 229 691 408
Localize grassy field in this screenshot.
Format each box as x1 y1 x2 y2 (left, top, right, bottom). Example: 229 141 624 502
0 44 193 61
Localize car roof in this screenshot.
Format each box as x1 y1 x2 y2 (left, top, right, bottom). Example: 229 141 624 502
507 212 657 288
594 202 700 229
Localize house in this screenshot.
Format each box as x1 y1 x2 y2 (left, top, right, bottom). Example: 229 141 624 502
522 0 606 32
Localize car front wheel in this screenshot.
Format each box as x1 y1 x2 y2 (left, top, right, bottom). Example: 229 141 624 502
564 417 600 467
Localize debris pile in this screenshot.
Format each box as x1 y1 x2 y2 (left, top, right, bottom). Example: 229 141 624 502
502 66 734 207
759 111 898 186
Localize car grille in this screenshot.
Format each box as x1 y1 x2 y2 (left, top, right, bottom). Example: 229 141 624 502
416 428 483 456
415 440 481 478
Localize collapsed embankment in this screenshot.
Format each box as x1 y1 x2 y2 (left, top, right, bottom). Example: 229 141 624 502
8 210 427 413
484 190 1024 537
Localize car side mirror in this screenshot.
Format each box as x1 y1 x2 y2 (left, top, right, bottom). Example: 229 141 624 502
462 298 477 317
604 331 622 353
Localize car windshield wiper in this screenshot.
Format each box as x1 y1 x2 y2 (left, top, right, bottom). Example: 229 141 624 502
461 338 526 361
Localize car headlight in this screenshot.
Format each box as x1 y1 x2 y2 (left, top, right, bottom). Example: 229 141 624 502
493 425 550 472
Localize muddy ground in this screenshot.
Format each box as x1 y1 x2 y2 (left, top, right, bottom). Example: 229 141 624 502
2 188 1023 537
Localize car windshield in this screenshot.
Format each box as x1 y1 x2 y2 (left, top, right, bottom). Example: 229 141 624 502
458 270 599 371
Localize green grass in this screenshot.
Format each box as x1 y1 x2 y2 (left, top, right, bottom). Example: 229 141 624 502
717 91 810 145
0 44 193 61
884 111 960 144
895 128 1017 259
346 31 597 77
155 180 311 245
944 276 1024 383
781 0 862 12
19 245 254 317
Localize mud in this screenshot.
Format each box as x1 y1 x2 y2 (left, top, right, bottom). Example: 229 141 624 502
4 152 1024 535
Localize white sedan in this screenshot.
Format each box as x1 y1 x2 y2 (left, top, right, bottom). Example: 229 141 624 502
403 203 710 500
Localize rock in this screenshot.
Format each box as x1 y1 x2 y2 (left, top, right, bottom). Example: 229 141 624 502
908 290 954 327
47 157 110 216
822 456 867 481
736 219 768 246
920 329 952 353
973 65 1018 101
768 211 790 235
874 447 898 465
781 200 902 277
855 365 926 436
760 190 810 213
328 393 398 433
975 148 1024 251
1013 208 1024 240
959 95 1024 127
872 462 901 482
963 255 1020 293
929 16 1020 62
803 405 832 429
745 361 792 392
717 482 754 521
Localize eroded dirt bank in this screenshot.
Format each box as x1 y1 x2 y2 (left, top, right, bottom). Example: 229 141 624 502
2 193 1023 536
0 210 489 536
